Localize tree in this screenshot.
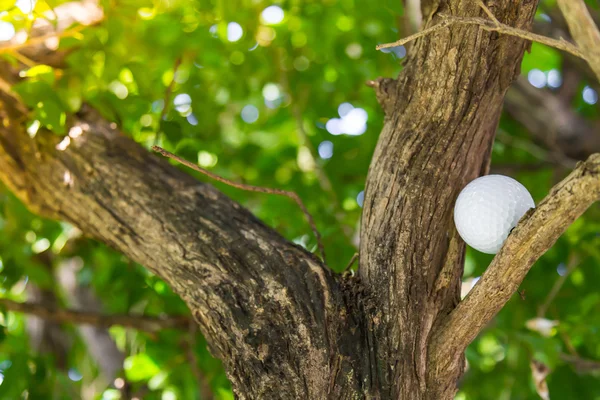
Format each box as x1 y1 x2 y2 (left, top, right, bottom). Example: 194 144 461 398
0 0 599 399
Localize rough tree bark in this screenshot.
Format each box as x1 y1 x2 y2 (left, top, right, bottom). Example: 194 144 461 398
1 0 600 399
360 1 538 398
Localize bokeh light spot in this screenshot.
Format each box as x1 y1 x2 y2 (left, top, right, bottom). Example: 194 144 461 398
262 83 281 102
327 106 368 136
293 56 309 71
230 51 245 65
547 69 562 88
345 43 363 59
338 102 354 118
109 81 128 99
186 113 198 126
357 191 365 207
318 141 333 159
68 368 83 382
261 6 284 25
198 151 218 168
337 16 354 32
227 22 243 42
174 93 192 113
527 69 546 88
241 105 259 123
583 86 598 105
16 0 35 13
291 32 307 48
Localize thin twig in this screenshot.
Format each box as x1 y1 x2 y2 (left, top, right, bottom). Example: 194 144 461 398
376 13 586 61
152 146 326 262
558 327 579 356
560 353 600 373
537 254 580 318
0 76 22 103
154 56 183 146
377 19 454 50
344 252 359 271
478 1 500 26
7 50 36 67
0 297 190 332
450 15 586 60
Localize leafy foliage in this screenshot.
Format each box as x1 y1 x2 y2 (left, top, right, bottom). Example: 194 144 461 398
0 0 599 398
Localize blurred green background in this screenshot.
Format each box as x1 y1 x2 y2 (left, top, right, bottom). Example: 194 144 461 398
0 0 599 398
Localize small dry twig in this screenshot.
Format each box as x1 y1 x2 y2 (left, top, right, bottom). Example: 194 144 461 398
376 3 586 61
344 252 359 271
560 353 600 374
152 146 326 262
478 1 500 26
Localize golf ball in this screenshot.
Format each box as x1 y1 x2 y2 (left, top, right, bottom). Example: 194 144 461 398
454 175 535 254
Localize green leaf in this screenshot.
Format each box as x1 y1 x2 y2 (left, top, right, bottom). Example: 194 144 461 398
33 100 67 134
22 65 55 85
124 353 161 382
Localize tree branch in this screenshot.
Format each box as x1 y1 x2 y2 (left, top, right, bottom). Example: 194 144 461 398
560 353 600 373
376 14 585 61
532 8 600 95
0 298 190 332
504 76 600 161
0 98 351 399
362 1 539 397
557 0 600 82
430 154 600 369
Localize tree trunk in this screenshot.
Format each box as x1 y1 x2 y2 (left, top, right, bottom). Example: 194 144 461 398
360 1 537 398
5 1 598 399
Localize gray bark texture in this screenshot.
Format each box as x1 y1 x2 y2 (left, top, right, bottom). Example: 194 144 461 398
2 0 600 399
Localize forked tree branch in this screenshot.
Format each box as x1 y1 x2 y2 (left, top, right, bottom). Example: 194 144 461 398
430 154 600 365
557 0 600 82
0 298 190 332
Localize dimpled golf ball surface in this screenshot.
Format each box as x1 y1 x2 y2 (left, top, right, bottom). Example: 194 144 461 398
454 175 535 254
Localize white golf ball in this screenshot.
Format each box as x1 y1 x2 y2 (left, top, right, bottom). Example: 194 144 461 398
454 175 535 254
